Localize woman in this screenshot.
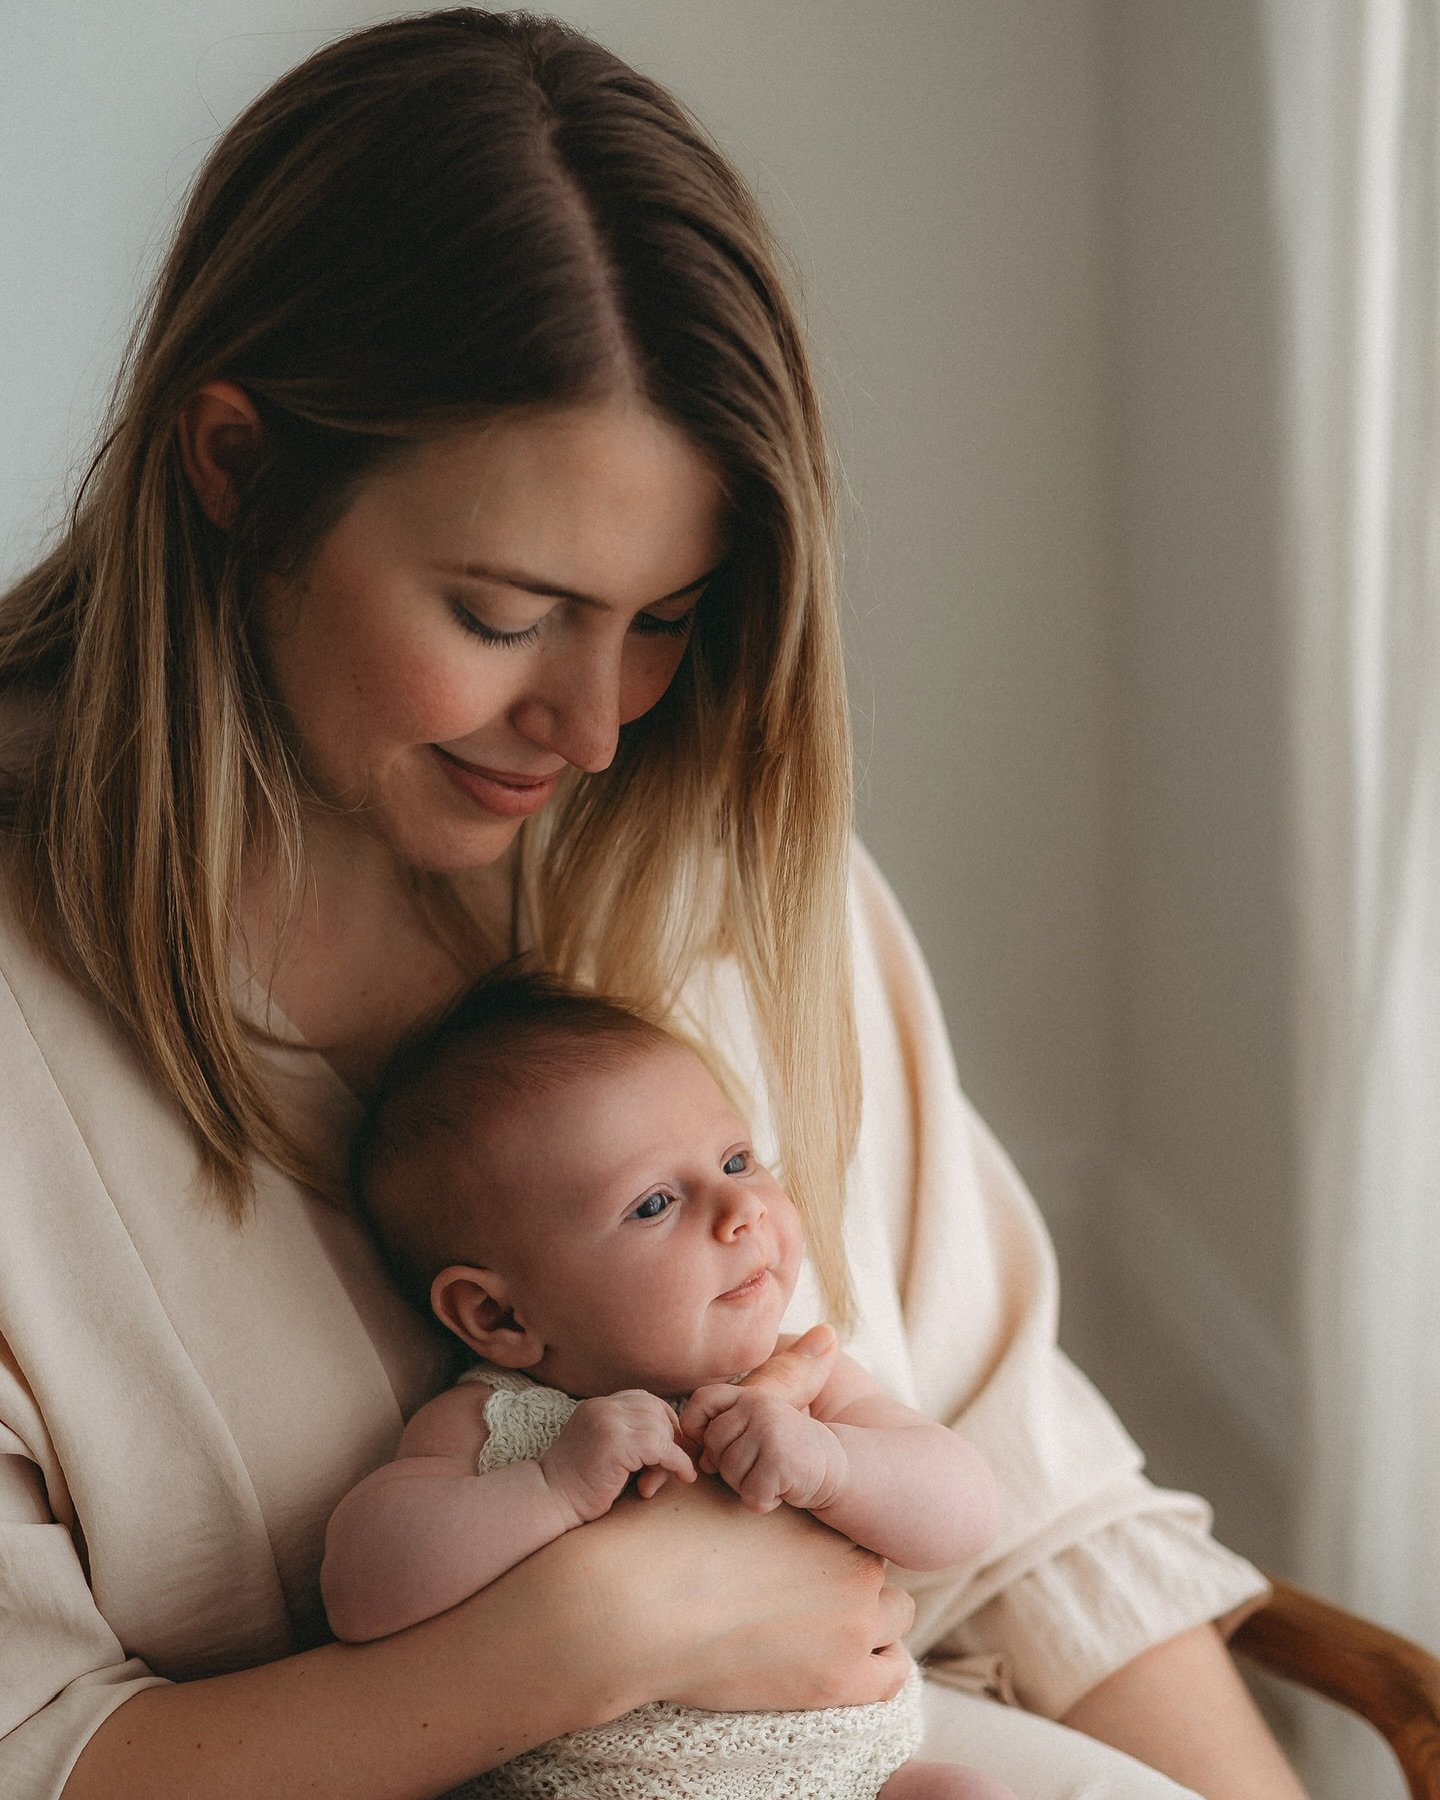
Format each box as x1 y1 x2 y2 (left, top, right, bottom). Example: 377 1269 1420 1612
0 12 1303 1798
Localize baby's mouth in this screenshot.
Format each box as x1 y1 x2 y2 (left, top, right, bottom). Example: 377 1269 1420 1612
715 1267 769 1302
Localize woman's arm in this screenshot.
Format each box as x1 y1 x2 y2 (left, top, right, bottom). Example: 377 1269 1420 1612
1060 1625 1309 1800
65 1474 915 1800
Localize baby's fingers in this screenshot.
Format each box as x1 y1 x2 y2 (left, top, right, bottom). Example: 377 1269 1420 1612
694 1413 744 1476
679 1383 741 1443
715 1434 782 1511
699 1402 753 1466
637 1435 697 1498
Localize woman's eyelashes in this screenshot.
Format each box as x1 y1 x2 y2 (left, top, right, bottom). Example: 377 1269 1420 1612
448 597 696 647
631 608 695 639
449 601 542 647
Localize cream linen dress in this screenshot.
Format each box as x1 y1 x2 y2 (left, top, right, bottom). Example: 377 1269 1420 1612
0 837 1266 1800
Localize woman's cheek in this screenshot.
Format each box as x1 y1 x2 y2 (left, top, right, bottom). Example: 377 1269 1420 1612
371 642 501 740
621 638 689 723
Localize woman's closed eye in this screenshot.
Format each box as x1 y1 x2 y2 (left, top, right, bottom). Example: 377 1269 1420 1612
628 1190 676 1222
449 597 695 647
630 607 695 639
449 600 543 647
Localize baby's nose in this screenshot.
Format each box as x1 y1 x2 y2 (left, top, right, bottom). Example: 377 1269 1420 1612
717 1188 765 1241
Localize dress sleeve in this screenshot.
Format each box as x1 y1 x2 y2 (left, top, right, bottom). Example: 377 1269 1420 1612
0 1348 167 1799
843 843 1267 1718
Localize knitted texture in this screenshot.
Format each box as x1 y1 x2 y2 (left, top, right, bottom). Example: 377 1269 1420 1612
469 1367 580 1473
442 1367 924 1800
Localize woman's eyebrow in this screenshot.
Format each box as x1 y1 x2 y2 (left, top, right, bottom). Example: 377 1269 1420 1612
428 560 725 610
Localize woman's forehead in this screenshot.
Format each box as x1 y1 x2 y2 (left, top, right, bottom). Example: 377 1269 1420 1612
347 402 730 606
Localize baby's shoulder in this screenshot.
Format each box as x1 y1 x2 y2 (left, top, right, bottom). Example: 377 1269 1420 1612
395 1374 498 1464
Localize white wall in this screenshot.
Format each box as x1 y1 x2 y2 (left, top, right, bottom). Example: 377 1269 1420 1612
1086 0 1298 1573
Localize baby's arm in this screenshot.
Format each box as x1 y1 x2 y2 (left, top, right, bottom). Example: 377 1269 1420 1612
322 1383 694 1643
680 1343 997 1572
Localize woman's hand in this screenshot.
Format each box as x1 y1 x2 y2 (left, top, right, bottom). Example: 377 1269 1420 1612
65 1484 906 1800
568 1469 914 1714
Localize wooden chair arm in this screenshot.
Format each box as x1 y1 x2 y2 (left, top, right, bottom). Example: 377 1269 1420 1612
1231 1576 1440 1799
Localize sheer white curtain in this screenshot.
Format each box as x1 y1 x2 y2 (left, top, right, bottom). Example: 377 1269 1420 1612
1266 0 1440 1790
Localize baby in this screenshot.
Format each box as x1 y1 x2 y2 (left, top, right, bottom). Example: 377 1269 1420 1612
323 972 1014 1800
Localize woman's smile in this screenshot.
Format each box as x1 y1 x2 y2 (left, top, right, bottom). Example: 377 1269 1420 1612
429 747 563 819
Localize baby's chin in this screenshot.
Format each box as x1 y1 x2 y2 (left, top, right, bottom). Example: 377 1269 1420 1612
667 1336 786 1395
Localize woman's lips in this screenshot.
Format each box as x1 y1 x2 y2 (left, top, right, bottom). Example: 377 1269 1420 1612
430 747 562 819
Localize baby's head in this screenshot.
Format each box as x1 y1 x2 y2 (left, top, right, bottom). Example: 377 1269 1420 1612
354 972 804 1398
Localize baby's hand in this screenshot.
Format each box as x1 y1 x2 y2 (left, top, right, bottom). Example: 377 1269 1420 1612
540 1391 697 1527
679 1386 848 1515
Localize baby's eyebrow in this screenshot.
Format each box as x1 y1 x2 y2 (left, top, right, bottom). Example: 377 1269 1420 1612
428 560 724 612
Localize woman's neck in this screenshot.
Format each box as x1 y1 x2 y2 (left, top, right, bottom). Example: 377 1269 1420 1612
238 805 513 1092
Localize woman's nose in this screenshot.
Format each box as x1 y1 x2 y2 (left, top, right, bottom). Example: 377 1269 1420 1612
509 643 624 774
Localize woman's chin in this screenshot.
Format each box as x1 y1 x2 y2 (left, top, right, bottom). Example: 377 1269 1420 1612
375 808 529 877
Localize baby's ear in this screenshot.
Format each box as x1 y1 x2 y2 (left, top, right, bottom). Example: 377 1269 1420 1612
430 1265 543 1368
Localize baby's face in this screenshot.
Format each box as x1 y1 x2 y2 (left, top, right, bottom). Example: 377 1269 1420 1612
472 1040 804 1397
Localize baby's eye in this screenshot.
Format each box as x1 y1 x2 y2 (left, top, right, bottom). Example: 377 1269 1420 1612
722 1151 750 1176
629 1191 674 1221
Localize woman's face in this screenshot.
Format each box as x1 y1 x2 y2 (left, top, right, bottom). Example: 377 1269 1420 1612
257 400 729 872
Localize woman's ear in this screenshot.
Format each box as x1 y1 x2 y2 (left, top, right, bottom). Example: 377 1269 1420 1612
430 1264 544 1368
176 380 265 528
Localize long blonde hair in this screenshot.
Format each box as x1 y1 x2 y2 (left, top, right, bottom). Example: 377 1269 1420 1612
0 9 859 1322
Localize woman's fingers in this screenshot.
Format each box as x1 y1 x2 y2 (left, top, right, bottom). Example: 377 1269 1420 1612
877 1577 917 1645
867 1639 914 1702
736 1324 837 1412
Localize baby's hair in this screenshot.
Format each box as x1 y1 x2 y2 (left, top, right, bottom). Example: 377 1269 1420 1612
353 966 675 1313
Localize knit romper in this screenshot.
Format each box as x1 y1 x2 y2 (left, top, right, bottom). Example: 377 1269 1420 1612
442 1367 924 1800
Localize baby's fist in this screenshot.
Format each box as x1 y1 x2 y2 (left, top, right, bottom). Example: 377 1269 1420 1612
541 1391 696 1527
681 1386 846 1514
